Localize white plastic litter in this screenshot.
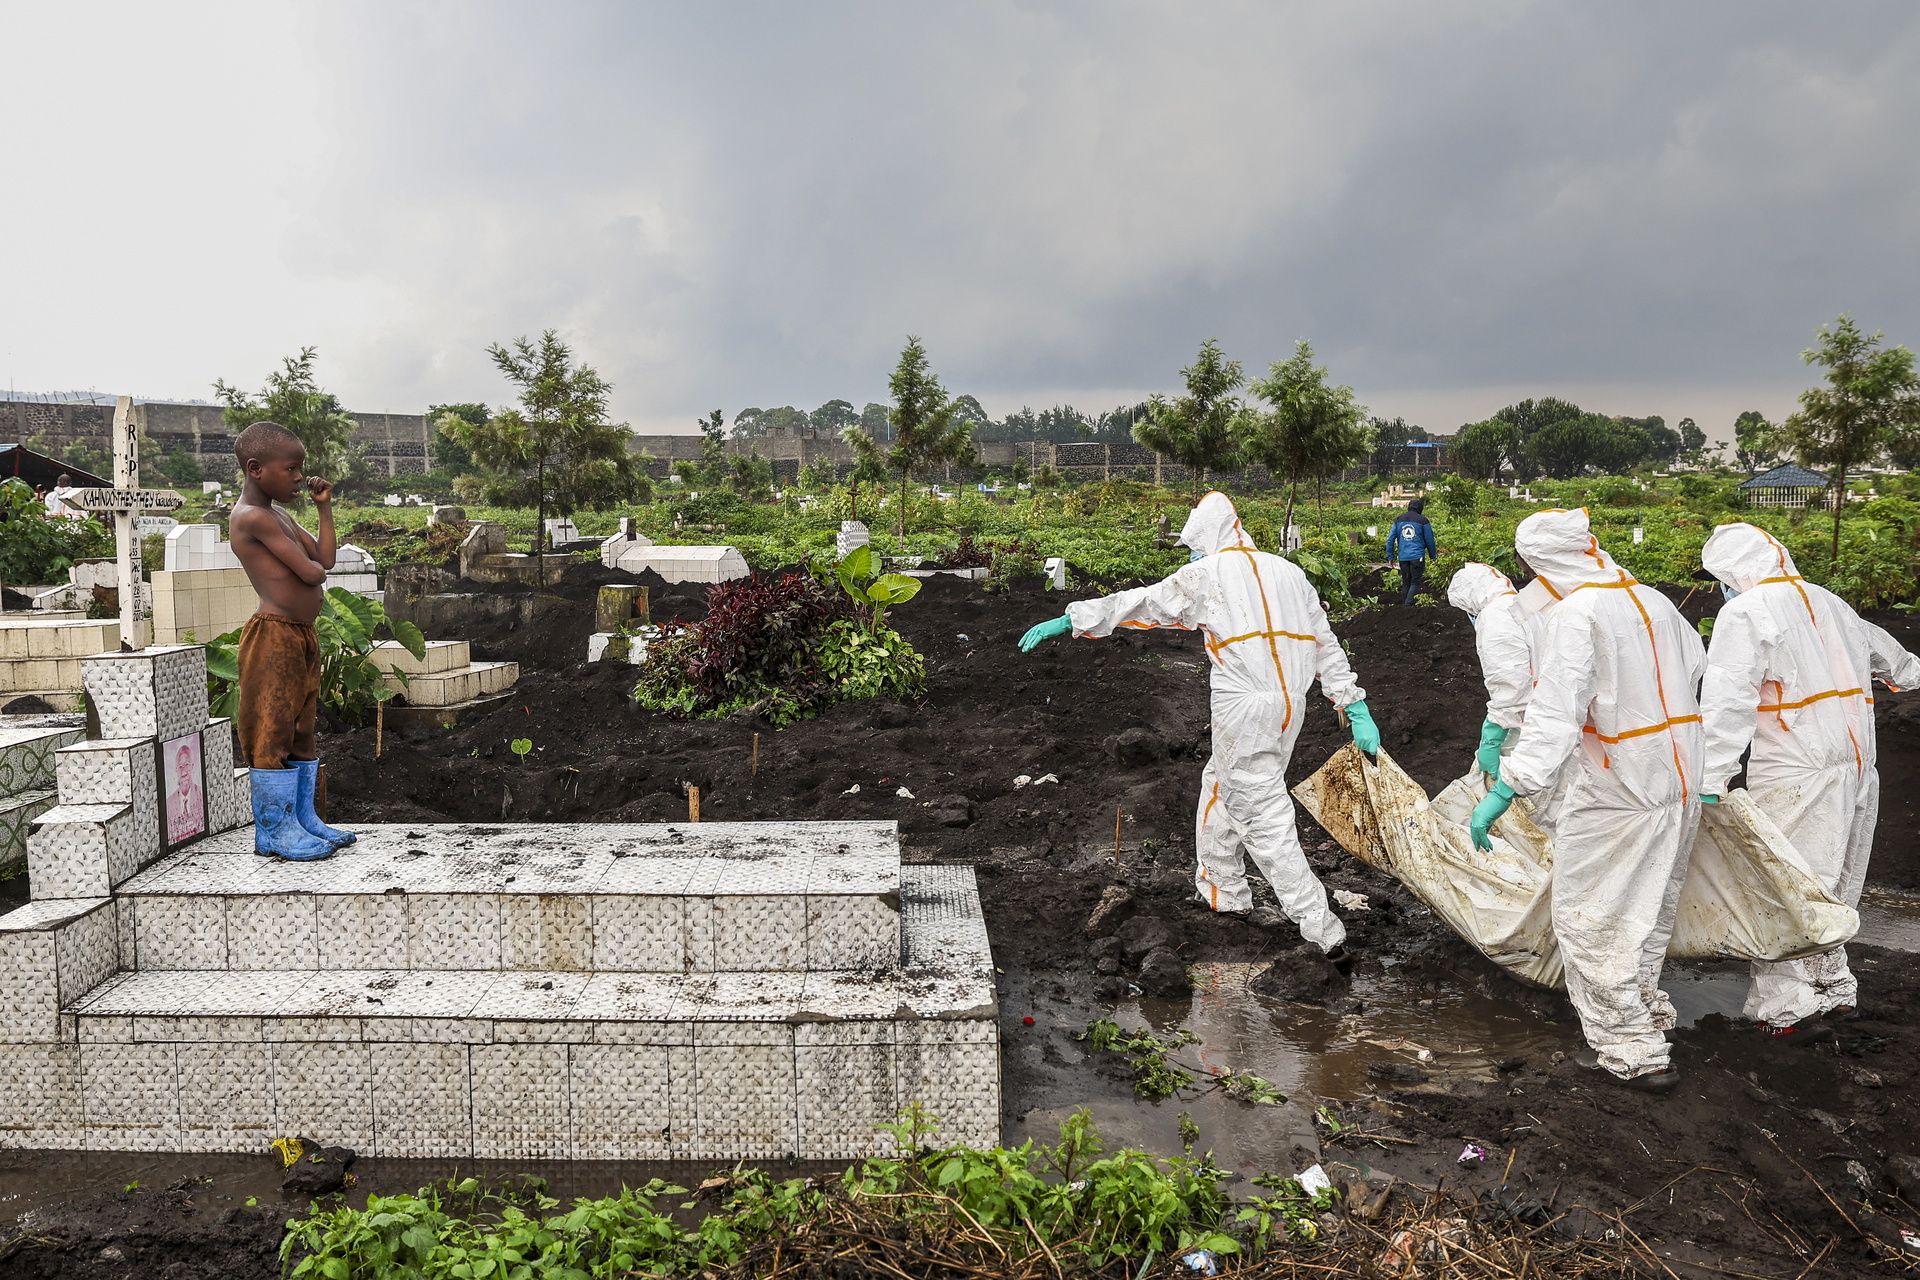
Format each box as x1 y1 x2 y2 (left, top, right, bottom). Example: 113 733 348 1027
1013 775 1031 788
1033 773 1059 785
1294 744 1860 989
1332 889 1371 912
1296 1164 1333 1197
842 784 860 795
896 786 915 799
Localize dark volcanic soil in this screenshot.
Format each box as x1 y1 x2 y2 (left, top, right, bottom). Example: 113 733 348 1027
10 566 1920 1276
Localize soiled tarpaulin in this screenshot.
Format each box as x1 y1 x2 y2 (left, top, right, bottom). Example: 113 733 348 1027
1293 744 1858 990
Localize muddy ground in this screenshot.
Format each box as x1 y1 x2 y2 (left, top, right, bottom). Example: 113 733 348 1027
9 565 1920 1277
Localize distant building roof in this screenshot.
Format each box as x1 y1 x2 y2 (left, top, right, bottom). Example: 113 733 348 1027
1738 463 1829 489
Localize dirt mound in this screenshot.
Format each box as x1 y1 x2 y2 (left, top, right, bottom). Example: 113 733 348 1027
0 1184 281 1280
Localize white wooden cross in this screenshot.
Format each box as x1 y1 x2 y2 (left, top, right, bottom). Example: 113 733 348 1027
59 396 183 650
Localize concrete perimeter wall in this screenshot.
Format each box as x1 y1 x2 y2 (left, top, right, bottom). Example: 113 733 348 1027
0 401 432 483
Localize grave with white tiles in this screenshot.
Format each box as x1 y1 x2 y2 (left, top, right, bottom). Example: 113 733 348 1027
0 644 998 1158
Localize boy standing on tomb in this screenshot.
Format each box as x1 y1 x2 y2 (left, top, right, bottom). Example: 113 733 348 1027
229 422 358 861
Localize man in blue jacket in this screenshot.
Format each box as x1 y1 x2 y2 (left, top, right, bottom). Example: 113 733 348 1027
1386 497 1438 605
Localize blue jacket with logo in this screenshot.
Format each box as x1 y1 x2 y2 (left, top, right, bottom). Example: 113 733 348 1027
1386 510 1437 562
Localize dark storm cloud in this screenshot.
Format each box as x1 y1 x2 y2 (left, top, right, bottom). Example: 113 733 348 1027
285 1 1920 428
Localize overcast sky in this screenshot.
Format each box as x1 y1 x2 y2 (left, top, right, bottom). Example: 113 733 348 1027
4 2 1917 440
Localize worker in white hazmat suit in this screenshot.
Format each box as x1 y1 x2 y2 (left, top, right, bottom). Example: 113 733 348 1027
1018 492 1379 952
1698 522 1920 1041
1447 562 1570 834
1470 509 1705 1091
1446 563 1535 777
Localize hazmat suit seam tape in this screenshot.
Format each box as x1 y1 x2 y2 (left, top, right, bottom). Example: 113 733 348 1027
1755 687 1866 712
1228 547 1294 728
1581 714 1702 744
1206 628 1319 650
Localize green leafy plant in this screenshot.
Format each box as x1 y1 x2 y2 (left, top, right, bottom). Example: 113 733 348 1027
1078 1017 1286 1107
203 588 426 726
830 544 922 631
0 477 112 587
510 738 533 764
282 1110 1239 1279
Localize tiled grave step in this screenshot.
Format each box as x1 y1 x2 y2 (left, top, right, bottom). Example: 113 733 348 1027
0 897 121 1044
0 620 121 661
380 660 518 707
0 724 86 797
30 722 245 900
371 639 470 675
8 867 995 1158
117 821 901 972
0 789 58 869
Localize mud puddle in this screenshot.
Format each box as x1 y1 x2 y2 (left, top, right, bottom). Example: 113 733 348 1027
0 1148 844 1223
1023 958 1760 1175
1857 886 1920 951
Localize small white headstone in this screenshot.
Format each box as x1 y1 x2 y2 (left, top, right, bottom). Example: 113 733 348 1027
1366 525 1378 537
384 494 402 507
202 480 223 494
1632 527 1645 544
137 515 178 537
836 520 870 559
543 516 580 547
1043 556 1067 589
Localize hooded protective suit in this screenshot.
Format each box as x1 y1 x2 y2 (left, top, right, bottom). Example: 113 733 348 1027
1497 509 1706 1078
1063 492 1365 948
1447 563 1534 730
1448 563 1566 831
1699 522 1920 1025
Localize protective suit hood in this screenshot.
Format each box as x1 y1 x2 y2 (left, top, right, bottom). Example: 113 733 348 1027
1702 522 1799 594
1514 508 1631 594
1178 492 1255 556
1447 563 1516 617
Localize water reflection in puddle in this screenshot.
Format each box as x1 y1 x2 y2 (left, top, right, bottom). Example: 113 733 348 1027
1857 887 1920 951
1026 957 1759 1172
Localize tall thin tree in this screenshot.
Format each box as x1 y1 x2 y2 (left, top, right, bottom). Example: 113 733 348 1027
1131 339 1245 502
1778 315 1920 566
844 336 976 536
1238 340 1372 536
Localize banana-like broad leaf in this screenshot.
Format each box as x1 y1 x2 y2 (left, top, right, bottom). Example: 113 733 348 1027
204 648 239 683
865 573 922 606
387 618 427 662
210 687 240 720
327 587 379 633
837 544 875 592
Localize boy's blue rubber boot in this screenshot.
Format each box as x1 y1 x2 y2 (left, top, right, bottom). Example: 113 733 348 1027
250 767 337 861
290 758 356 845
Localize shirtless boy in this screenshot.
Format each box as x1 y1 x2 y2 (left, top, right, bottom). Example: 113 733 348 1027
229 422 357 860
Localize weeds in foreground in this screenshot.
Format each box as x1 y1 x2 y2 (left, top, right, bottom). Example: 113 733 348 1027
1078 1016 1287 1105
275 1108 1684 1279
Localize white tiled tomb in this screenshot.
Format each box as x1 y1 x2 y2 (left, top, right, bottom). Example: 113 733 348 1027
0 643 998 1160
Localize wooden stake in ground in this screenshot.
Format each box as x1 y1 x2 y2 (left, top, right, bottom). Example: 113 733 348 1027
375 699 384 759
689 786 701 823
751 733 760 779
1114 806 1123 861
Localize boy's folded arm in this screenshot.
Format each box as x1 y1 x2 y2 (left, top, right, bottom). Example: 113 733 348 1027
235 507 328 587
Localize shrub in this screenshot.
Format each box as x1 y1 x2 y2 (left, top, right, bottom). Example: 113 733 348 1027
0 479 113 587
632 560 925 727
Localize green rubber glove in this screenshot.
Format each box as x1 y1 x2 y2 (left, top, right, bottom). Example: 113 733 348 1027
1018 613 1074 652
1345 700 1381 754
1699 793 1720 804
1471 780 1516 851
1476 720 1508 776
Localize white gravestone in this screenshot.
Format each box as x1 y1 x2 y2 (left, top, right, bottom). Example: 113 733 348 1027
836 521 870 559
543 516 580 547
164 524 242 572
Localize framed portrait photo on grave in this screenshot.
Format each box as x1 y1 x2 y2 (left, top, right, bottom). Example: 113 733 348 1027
160 729 207 847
